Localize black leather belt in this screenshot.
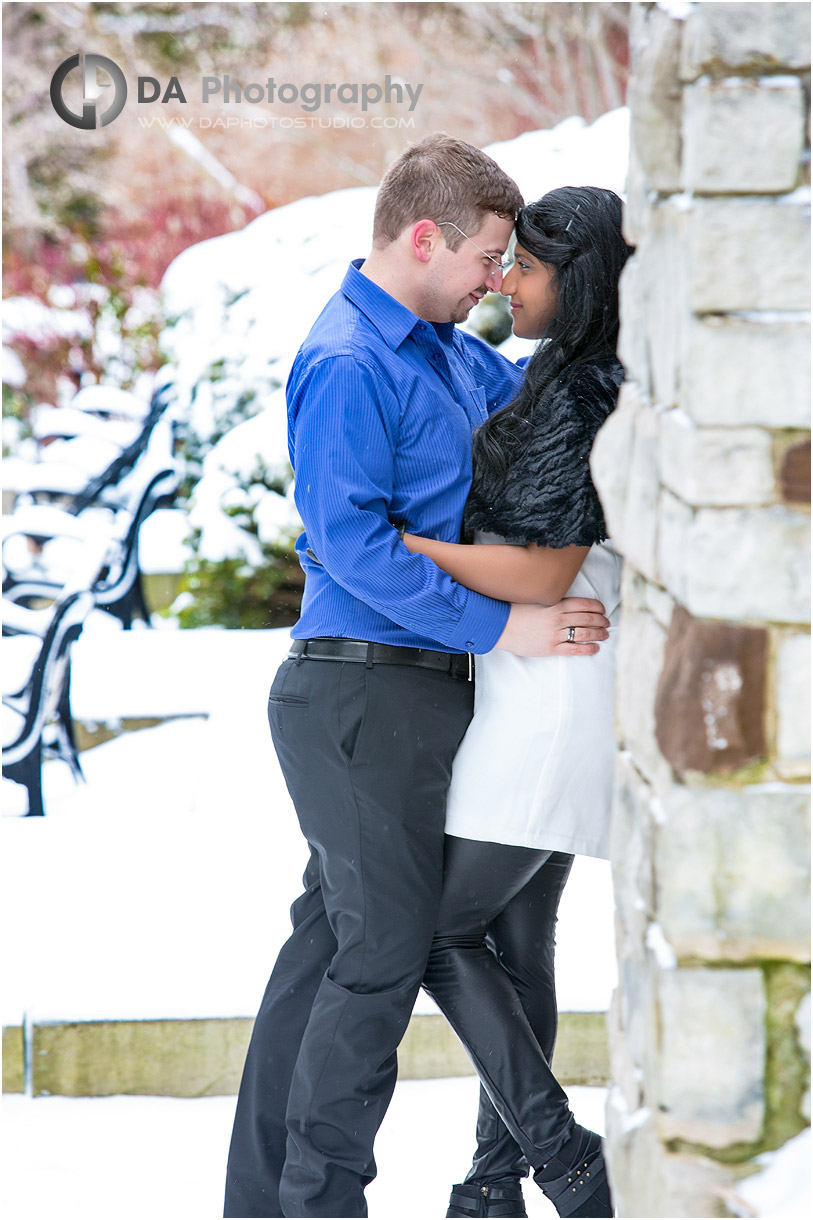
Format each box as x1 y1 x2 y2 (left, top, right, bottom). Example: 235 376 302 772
288 637 474 680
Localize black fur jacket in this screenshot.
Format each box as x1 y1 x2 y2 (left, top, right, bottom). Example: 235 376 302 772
463 355 624 548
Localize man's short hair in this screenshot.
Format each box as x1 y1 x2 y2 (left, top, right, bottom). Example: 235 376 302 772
372 133 524 250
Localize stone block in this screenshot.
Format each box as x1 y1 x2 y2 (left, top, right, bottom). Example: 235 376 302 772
619 198 694 406
31 1018 255 1098
606 994 644 1116
614 949 662 1107
606 1081 742 1218
590 381 646 561
2 1025 24 1093
656 968 766 1146
622 406 662 582
681 2 811 79
796 992 811 1121
659 1151 741 1220
654 606 768 773
659 496 811 623
398 1013 476 1080
615 605 672 788
684 76 805 194
656 488 694 607
622 139 649 248
616 255 649 386
645 581 675 631
16 1013 610 1097
679 314 810 428
660 411 775 507
610 750 657 948
642 200 691 410
655 784 811 961
687 197 811 312
795 992 811 1062
604 1088 664 1218
776 631 811 778
628 2 684 192
550 1012 610 1087
780 440 811 504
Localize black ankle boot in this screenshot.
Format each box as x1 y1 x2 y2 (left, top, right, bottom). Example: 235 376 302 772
532 1124 613 1218
446 1180 528 1218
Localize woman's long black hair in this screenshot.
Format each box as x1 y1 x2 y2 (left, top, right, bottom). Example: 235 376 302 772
471 185 633 483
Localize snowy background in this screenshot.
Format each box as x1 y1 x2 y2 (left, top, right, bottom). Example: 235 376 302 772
2 100 807 1220
3 109 627 1218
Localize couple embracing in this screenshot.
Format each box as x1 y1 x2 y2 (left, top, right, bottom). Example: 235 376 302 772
225 133 631 1219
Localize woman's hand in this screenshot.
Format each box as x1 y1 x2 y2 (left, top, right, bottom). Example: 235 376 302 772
495 599 610 657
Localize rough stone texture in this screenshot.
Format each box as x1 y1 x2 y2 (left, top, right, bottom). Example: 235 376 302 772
602 6 811 1211
681 2 812 79
654 606 768 774
6 1013 608 1096
607 1079 741 1218
687 197 811 312
796 992 811 1121
684 76 805 194
2 1026 24 1094
611 751 657 954
31 1018 255 1098
622 138 649 249
644 581 675 632
614 599 672 789
591 380 641 546
776 632 811 778
655 784 811 961
616 255 649 385
660 410 775 506
656 969 766 1146
604 1091 665 1218
647 203 691 411
620 197 691 410
656 487 694 608
628 3 684 192
659 1152 741 1220
659 497 811 624
550 1013 610 1088
780 440 811 504
679 315 811 428
591 383 662 583
620 406 662 583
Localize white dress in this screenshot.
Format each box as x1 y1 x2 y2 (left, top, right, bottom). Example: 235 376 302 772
443 535 622 860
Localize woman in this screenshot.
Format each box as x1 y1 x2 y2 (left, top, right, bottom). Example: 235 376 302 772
403 185 631 1218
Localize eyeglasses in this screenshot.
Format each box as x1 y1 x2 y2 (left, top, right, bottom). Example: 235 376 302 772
438 222 512 281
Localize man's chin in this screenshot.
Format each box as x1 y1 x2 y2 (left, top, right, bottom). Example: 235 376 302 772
450 301 475 324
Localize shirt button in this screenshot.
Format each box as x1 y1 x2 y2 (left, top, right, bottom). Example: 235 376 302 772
465 641 475 650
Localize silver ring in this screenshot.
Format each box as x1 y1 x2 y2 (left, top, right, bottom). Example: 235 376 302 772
567 626 576 643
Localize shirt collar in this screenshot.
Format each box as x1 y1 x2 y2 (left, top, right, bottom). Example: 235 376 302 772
341 259 427 352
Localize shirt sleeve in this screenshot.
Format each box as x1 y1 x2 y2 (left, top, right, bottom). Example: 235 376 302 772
288 353 510 651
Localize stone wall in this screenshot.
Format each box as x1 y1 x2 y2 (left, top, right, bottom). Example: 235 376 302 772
590 3 810 1215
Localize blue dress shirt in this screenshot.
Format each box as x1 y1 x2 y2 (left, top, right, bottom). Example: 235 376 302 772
286 260 524 653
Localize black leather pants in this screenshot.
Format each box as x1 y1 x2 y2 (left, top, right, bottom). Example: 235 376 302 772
422 836 575 1179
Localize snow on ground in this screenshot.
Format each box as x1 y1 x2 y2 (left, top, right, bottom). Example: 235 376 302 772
731 1127 812 1220
2 621 616 1026
1 1082 607 1220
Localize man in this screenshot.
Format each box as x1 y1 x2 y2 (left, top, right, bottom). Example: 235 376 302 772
224 134 609 1218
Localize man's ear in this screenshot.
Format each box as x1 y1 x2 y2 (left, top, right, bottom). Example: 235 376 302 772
410 219 442 265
